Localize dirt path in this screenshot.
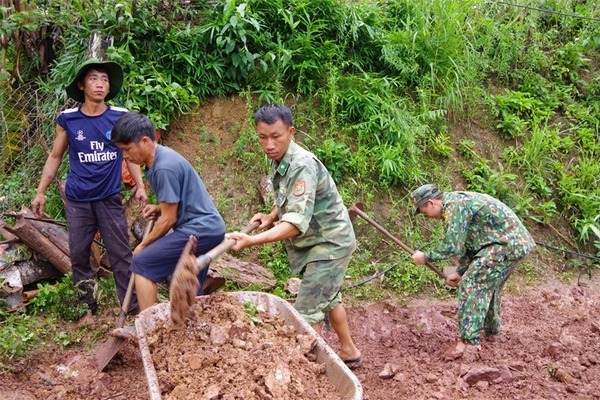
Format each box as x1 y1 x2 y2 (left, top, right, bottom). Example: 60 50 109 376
1 277 599 399
328 280 600 399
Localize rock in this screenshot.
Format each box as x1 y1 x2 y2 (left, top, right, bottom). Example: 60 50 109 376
425 373 438 383
545 342 565 357
284 277 302 295
189 355 203 370
590 322 600 334
264 364 291 398
475 380 489 390
378 363 400 379
296 333 317 354
559 330 581 348
170 384 188 399
566 385 578 394
496 365 513 383
463 367 501 386
203 384 221 400
509 361 526 372
210 324 229 345
393 373 406 382
553 367 576 384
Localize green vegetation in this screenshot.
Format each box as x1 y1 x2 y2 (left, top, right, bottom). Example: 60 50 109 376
0 0 598 358
0 274 92 360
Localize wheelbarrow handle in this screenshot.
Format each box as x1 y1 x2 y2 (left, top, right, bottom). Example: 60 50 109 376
349 205 447 280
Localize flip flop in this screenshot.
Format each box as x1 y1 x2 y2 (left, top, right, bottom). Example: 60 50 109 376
342 356 363 369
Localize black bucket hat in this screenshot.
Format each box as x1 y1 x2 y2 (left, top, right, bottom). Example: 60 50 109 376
65 58 123 103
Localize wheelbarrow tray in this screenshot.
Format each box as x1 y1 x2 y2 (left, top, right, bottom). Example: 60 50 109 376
135 291 363 400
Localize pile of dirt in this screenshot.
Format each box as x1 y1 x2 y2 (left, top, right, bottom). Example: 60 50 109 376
145 292 342 400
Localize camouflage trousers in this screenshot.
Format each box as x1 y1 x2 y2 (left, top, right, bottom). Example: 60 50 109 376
294 255 351 325
457 245 521 345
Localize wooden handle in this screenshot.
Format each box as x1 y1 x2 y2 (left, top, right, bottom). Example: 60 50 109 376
349 204 447 280
116 219 155 327
195 221 261 273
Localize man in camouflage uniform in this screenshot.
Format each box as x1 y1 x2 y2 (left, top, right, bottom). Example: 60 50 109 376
227 104 362 367
411 184 535 360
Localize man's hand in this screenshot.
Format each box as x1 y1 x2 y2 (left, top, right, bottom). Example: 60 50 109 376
134 186 148 207
445 271 461 287
31 193 46 218
412 250 426 265
142 204 161 220
226 232 253 252
250 212 276 230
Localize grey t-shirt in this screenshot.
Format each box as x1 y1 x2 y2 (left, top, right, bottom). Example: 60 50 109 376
145 145 225 236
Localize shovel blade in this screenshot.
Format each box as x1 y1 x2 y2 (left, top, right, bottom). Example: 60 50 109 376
95 336 126 371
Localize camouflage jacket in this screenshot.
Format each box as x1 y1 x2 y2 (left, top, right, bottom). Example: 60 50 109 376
425 191 535 264
271 142 356 273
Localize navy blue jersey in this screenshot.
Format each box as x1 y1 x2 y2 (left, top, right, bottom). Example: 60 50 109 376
56 106 127 201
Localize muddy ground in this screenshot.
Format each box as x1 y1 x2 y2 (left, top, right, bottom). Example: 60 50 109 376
2 99 598 399
1 274 599 399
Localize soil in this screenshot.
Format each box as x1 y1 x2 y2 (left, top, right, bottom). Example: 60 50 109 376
1 97 599 399
144 292 341 400
1 278 599 399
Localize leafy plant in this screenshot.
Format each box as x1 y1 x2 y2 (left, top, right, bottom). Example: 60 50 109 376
314 139 351 183
463 160 519 207
243 301 262 326
428 132 453 158
0 310 41 359
30 274 89 321
457 139 476 159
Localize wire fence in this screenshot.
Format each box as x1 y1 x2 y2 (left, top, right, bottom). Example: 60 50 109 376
0 81 70 216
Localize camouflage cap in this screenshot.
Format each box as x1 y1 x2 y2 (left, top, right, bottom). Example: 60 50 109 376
411 184 442 215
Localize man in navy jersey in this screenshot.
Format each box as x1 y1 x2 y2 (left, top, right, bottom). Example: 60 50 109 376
31 58 147 314
111 112 226 311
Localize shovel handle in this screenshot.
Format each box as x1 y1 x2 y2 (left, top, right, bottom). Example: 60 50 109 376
116 220 155 328
194 221 261 273
349 205 447 280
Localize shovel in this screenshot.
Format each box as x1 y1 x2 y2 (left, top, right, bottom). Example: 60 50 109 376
348 202 447 280
169 221 260 325
95 219 155 371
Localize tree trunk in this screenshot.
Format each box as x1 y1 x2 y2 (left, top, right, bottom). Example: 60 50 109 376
20 207 70 256
15 258 61 286
4 214 71 274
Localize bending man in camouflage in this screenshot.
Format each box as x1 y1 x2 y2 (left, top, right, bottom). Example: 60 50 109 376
411 184 535 361
227 104 362 368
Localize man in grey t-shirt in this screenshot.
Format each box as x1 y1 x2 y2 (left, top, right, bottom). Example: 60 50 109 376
111 112 226 311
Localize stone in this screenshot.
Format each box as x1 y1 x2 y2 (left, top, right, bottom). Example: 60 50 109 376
463 367 501 386
284 277 302 295
379 363 399 379
210 324 229 345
